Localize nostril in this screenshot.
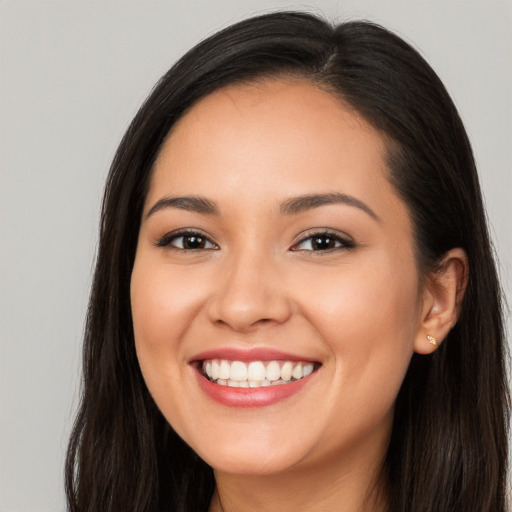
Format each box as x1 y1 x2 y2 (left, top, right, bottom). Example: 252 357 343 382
214 317 273 329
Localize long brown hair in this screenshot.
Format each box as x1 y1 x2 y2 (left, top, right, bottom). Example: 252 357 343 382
66 11 509 511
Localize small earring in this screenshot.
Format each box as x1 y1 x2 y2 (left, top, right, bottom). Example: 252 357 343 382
426 334 437 347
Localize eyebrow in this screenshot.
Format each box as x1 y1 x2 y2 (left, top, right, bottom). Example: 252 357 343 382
145 192 379 221
280 193 380 221
146 196 219 218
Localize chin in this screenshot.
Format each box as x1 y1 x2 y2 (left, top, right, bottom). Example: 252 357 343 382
190 433 311 476
207 451 302 476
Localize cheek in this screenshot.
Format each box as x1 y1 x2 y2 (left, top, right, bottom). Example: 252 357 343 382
301 254 420 338
299 255 420 406
130 253 213 437
129 253 204 403
131 257 204 353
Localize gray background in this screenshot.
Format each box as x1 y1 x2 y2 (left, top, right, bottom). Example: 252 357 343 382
1 1 511 510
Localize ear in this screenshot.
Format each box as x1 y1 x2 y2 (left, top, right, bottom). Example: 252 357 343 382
414 248 468 354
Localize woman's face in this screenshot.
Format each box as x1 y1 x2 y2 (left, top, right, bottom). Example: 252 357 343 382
131 80 426 476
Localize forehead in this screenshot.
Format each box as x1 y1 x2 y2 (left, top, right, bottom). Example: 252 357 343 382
150 80 392 201
166 79 383 158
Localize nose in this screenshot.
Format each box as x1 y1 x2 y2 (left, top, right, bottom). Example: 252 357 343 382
207 249 292 332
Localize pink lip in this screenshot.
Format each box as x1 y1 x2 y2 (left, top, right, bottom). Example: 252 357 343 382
190 347 317 363
195 370 315 408
190 347 320 408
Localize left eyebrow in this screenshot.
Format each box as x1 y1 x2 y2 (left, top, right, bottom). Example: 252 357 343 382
280 193 380 221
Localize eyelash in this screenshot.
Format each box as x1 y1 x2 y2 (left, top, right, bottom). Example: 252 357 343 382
156 229 355 252
291 230 356 252
156 230 218 250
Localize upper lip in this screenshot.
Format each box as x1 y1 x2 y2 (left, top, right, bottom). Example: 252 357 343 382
189 347 320 363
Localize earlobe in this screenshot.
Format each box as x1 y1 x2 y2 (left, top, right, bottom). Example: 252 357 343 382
414 248 468 354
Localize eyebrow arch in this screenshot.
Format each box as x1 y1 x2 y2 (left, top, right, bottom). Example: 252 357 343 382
146 196 219 218
145 192 379 221
280 193 380 221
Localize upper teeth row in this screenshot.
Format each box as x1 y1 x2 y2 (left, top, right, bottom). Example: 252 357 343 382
202 359 314 382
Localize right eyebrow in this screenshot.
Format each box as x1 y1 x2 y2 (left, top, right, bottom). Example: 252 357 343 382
145 196 219 219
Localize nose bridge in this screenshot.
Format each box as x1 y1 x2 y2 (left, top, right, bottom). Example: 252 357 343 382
208 242 291 331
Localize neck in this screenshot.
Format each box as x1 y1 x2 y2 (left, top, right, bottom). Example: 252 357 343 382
209 440 389 512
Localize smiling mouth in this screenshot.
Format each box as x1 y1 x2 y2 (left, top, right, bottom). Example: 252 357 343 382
200 359 319 388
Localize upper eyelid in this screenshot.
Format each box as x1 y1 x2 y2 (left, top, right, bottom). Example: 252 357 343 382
156 228 218 247
293 228 354 244
290 230 356 251
155 228 354 248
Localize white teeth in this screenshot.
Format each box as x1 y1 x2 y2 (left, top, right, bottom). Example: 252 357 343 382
280 361 293 381
202 358 317 388
292 363 303 380
303 363 314 377
230 361 247 381
247 361 266 380
265 361 281 381
219 360 230 380
211 360 219 380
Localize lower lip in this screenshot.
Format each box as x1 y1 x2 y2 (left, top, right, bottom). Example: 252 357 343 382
195 370 315 408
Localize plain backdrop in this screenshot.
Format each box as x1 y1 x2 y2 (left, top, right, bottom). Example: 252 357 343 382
0 1 511 510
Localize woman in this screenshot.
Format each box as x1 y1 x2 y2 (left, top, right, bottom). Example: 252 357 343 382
65 11 509 512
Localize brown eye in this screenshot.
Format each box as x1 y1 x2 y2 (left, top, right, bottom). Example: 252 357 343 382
181 235 207 249
157 231 218 250
311 236 338 250
292 231 355 252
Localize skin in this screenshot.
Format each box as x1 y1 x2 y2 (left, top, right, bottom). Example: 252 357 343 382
130 79 466 512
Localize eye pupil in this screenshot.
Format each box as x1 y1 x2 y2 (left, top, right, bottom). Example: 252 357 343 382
312 236 334 250
184 235 205 249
